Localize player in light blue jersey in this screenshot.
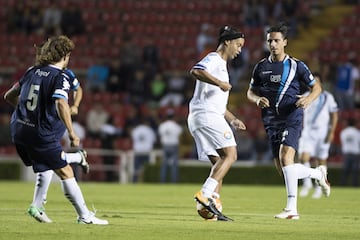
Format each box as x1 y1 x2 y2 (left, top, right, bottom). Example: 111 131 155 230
247 22 330 220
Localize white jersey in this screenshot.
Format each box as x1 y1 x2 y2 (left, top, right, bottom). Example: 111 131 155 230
340 126 360 155
298 90 338 158
188 52 229 132
131 124 156 153
302 91 338 139
158 120 183 145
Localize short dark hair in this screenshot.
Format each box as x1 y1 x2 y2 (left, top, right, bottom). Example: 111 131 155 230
267 22 289 39
218 26 244 45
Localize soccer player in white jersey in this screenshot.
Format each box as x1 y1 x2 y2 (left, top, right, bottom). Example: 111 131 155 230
298 73 338 198
188 26 246 221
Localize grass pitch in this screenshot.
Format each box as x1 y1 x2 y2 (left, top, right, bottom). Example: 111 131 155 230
0 181 359 240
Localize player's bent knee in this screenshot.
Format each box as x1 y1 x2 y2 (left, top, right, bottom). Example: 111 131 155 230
54 164 75 180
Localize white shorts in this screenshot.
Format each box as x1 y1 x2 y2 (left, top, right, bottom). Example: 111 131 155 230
298 134 330 160
190 124 236 162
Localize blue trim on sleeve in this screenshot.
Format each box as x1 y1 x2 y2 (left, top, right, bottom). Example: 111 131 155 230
52 94 67 100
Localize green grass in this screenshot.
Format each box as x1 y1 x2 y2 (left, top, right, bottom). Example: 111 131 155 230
0 181 359 240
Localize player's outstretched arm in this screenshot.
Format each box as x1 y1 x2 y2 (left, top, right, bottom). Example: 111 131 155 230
4 83 21 107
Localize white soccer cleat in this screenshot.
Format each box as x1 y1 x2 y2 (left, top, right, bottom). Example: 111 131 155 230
28 206 52 223
274 209 300 220
78 149 90 174
78 212 109 225
315 166 331 197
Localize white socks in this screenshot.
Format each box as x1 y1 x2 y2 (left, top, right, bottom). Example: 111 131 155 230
282 165 298 213
201 177 218 198
61 177 90 218
32 170 54 208
301 162 313 188
282 163 325 213
65 152 82 164
295 163 322 180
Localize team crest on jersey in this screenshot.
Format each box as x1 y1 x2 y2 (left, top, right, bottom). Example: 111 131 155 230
224 131 232 140
62 79 71 90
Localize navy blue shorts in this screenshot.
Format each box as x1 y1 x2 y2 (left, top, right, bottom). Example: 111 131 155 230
15 143 67 173
263 109 303 158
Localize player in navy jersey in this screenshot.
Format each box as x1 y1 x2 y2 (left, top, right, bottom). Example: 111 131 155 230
247 23 330 220
4 35 108 224
33 67 90 208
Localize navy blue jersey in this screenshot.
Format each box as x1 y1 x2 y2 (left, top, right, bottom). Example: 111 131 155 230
250 55 315 117
250 55 315 153
11 65 70 149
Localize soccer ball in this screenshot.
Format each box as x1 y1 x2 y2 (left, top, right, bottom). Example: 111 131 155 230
196 202 216 220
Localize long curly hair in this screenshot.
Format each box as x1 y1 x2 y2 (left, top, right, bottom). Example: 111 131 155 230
35 35 75 66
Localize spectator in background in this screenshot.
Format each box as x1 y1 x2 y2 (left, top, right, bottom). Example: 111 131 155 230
158 109 183 183
340 118 360 187
159 71 186 107
86 102 110 139
131 118 157 183
100 117 122 182
229 47 250 91
196 23 215 58
120 34 141 76
60 1 85 36
106 59 128 93
7 2 27 33
42 0 62 36
280 0 299 38
86 59 110 92
22 0 43 35
142 36 160 75
150 72 167 103
334 55 360 110
128 68 149 105
243 0 266 27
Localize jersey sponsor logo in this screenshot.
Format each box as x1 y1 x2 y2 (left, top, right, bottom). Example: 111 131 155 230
270 75 281 83
35 69 50 77
262 71 272 74
224 131 232 140
16 118 35 127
